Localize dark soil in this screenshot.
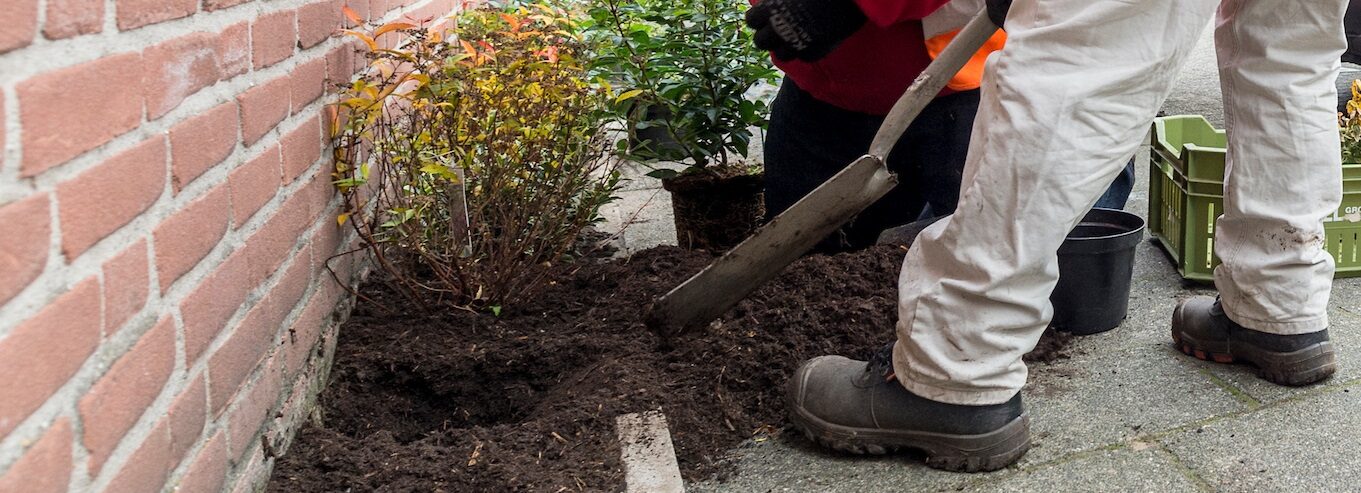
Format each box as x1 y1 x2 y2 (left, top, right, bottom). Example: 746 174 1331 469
663 168 764 252
269 245 1072 492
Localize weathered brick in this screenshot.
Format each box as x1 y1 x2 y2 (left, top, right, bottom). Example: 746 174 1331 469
237 77 292 146
252 9 297 70
325 42 358 83
208 251 308 417
180 250 251 364
204 0 253 12
19 53 144 176
57 137 166 260
227 357 283 461
174 431 227 493
143 33 224 120
299 166 337 219
308 204 342 275
116 0 198 31
169 102 239 191
154 185 231 291
286 286 332 376
0 279 100 439
218 22 251 79
44 0 103 39
169 376 207 458
0 0 38 53
291 57 328 112
242 194 310 286
298 1 341 49
104 422 173 493
341 1 371 28
78 316 174 474
102 239 149 334
281 115 322 184
0 194 50 306
0 419 71 493
229 146 283 226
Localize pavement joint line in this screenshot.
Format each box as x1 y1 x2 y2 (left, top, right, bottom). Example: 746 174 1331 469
1152 440 1216 493
1196 367 1263 410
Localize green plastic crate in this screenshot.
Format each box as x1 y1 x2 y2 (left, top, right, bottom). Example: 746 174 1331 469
1149 115 1361 282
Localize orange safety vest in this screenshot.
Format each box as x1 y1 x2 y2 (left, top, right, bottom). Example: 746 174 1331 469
924 29 1007 91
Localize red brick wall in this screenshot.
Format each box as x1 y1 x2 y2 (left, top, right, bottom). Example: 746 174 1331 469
0 0 459 491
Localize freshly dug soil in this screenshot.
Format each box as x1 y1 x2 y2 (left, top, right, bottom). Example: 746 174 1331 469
269 245 1072 492
663 168 764 252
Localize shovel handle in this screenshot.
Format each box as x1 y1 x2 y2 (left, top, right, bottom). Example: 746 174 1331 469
868 10 1000 160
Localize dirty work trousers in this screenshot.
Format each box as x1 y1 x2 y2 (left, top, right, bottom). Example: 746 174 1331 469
894 0 1348 405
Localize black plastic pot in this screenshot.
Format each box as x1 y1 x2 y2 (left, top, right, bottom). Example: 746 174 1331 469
1050 208 1146 335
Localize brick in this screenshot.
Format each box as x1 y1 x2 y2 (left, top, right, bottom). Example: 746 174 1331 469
105 422 173 493
169 376 207 458
299 168 336 219
154 185 230 290
19 53 144 176
325 43 358 83
57 137 166 260
286 288 331 376
291 57 328 112
169 102 239 192
0 194 50 306
252 10 297 70
0 279 100 439
0 0 37 53
229 146 283 226
174 431 226 493
116 0 198 31
44 0 103 39
217 22 251 79
309 205 342 275
341 1 371 28
204 0 252 12
180 250 251 364
207 252 304 417
226 357 283 461
281 115 322 184
78 316 174 473
143 33 224 120
102 239 149 334
237 77 292 146
242 194 310 286
299 1 341 49
0 419 71 493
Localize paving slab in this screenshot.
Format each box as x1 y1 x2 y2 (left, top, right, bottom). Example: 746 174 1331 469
963 446 1203 493
1160 384 1361 492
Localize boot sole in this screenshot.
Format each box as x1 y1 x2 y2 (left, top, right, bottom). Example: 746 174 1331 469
1171 330 1336 386
789 405 1030 473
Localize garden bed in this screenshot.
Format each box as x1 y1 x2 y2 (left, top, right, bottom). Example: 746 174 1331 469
268 245 1072 491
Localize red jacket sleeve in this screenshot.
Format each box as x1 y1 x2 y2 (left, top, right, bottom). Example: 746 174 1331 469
852 0 954 27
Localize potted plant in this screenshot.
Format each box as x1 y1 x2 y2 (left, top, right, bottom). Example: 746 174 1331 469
585 0 779 252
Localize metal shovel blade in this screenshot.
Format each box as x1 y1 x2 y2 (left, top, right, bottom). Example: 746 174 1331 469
646 155 896 337
645 10 999 338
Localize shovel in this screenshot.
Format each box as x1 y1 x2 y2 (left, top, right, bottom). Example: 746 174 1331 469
646 10 1000 338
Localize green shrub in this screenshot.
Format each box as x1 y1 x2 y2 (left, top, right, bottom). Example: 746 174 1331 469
332 5 620 309
584 0 778 174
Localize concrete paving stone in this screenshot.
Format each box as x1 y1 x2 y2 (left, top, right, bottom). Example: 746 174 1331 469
962 446 1202 493
1019 337 1247 465
1161 384 1361 492
1193 279 1361 404
597 187 676 255
688 436 1000 492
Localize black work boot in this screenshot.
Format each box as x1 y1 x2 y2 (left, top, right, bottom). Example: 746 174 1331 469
786 344 1030 473
1171 296 1336 386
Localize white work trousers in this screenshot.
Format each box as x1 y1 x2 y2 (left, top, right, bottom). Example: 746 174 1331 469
894 0 1347 405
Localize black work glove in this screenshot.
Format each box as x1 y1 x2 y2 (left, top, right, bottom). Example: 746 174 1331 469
986 0 1012 29
745 0 867 62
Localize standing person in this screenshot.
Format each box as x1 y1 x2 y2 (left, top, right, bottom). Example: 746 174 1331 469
1339 0 1361 111
747 0 1135 252
783 0 1347 473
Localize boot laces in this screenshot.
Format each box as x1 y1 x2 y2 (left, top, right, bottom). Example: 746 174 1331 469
867 342 897 382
